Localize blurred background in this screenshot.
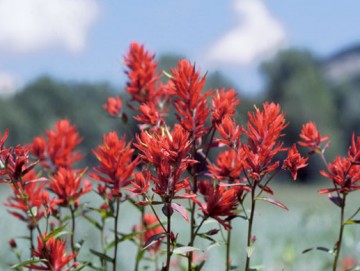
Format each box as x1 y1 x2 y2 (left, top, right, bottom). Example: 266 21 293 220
0 0 360 269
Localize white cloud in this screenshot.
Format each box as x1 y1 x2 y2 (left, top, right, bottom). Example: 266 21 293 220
0 71 19 95
0 0 99 54
205 0 286 66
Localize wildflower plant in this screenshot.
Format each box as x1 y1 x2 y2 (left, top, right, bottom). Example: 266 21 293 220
300 122 360 271
0 42 357 271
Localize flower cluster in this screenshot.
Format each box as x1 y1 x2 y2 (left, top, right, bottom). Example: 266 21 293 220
5 42 356 271
32 119 83 170
91 131 139 197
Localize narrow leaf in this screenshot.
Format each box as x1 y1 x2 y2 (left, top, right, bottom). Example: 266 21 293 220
44 224 68 241
72 263 90 271
143 233 166 250
255 197 288 211
344 220 360 225
171 203 189 222
302 246 333 254
196 234 216 243
258 184 274 195
246 246 255 258
11 259 47 268
89 249 113 262
82 214 102 230
328 193 343 207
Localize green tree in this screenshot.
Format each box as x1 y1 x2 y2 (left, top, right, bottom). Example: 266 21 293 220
260 49 344 180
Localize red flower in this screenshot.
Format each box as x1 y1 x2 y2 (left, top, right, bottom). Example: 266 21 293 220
29 235 78 271
0 144 37 183
4 170 58 228
169 59 211 139
208 149 243 181
282 144 308 180
134 125 196 198
134 102 165 129
50 168 92 207
242 103 287 180
124 42 160 104
245 102 287 152
215 116 241 147
298 122 330 153
126 171 150 195
103 96 123 117
91 132 139 197
31 119 83 170
320 156 360 194
0 128 8 150
211 88 241 123
197 181 238 230
348 133 360 163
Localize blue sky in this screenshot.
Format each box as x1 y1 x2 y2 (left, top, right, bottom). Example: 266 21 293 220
0 0 360 95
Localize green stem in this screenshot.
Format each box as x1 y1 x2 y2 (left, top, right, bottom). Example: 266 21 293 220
145 195 167 233
165 203 172 271
332 194 346 271
226 221 232 271
113 198 120 271
70 205 77 262
134 202 145 271
100 219 107 271
245 187 256 271
188 201 196 271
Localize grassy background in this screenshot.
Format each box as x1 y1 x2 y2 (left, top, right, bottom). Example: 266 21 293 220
1 179 359 271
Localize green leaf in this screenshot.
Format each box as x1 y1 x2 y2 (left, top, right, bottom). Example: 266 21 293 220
136 249 146 262
302 246 333 254
44 224 68 241
72 262 90 271
197 233 216 243
206 242 221 251
194 260 206 271
87 263 105 271
344 219 360 225
11 259 47 268
173 246 201 256
89 249 113 262
82 214 102 230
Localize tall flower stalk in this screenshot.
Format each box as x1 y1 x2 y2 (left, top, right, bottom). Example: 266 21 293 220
300 123 360 271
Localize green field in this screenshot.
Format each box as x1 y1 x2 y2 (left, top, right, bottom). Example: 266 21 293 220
1 180 359 271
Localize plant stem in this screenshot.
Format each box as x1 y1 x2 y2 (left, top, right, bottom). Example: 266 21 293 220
113 198 120 271
332 194 346 271
226 221 232 271
134 203 145 271
165 203 172 271
29 227 34 258
100 219 107 271
245 187 256 271
188 140 199 271
70 205 77 261
188 201 196 271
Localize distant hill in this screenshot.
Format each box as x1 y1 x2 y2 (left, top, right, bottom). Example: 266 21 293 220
323 44 360 81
